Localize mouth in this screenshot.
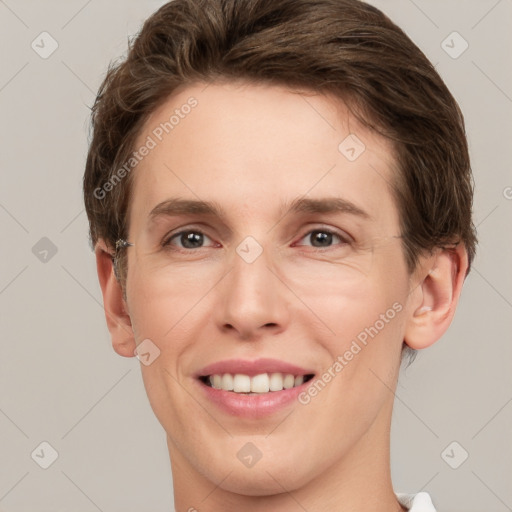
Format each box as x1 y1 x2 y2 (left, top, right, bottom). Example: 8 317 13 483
195 358 316 417
199 372 315 394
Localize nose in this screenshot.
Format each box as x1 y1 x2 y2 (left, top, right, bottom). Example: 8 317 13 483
215 246 290 341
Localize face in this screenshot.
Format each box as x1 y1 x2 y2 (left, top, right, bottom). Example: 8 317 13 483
122 81 415 495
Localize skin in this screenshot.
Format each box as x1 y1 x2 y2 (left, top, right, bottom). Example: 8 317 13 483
95 81 468 511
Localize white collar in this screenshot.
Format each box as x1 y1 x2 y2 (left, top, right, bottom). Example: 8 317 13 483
396 492 437 511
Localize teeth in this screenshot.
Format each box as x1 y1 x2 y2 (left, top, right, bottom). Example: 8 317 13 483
212 374 222 389
233 374 251 392
221 373 234 391
283 374 295 389
251 373 269 393
269 372 283 391
206 372 308 393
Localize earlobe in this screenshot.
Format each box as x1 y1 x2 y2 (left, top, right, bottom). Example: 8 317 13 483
95 239 136 358
404 244 468 350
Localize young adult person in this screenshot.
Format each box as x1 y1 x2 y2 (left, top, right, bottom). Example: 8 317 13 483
83 1 477 510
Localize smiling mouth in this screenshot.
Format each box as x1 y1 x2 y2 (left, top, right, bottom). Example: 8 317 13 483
199 372 315 394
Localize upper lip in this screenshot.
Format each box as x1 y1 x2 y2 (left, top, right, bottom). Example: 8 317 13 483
196 358 315 378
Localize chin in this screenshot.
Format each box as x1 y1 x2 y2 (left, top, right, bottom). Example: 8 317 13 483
210 464 305 497
193 443 314 497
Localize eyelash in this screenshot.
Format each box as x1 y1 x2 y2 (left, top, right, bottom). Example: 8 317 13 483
161 225 352 252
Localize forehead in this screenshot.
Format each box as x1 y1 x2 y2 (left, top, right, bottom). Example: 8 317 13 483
128 81 399 232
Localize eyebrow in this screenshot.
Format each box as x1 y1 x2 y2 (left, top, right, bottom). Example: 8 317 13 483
148 196 371 225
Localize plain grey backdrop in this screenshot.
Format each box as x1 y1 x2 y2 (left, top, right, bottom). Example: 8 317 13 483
0 0 511 511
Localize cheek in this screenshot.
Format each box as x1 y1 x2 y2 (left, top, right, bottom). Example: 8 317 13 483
126 261 219 340
125 264 221 409
290 253 409 396
125 271 211 440
286 262 405 338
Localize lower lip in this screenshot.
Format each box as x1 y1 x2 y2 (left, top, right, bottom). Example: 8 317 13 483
196 378 312 418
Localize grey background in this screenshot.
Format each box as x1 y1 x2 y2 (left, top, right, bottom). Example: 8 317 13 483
0 0 510 510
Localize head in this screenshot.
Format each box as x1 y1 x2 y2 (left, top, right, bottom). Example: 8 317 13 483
84 0 476 501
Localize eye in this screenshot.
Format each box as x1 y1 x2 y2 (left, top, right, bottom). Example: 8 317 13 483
295 228 350 249
161 226 351 252
163 229 216 250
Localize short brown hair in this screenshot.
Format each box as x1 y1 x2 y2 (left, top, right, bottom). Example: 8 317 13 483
83 0 477 361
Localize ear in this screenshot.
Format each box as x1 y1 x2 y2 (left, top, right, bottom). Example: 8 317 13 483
95 239 136 358
404 244 469 350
